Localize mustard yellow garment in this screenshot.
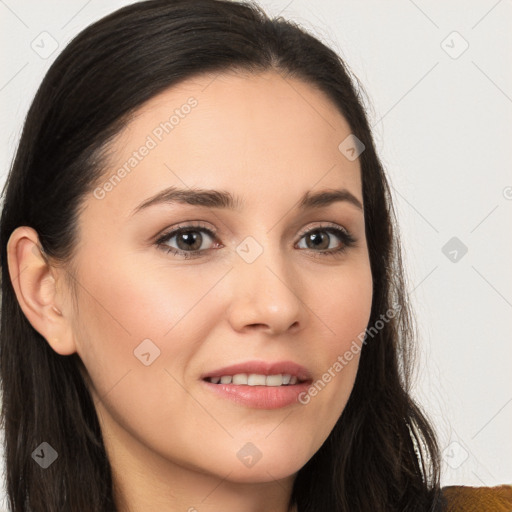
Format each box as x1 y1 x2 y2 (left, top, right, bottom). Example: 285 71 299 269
442 484 512 511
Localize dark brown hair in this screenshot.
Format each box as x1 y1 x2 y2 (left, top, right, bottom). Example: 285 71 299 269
0 1 444 510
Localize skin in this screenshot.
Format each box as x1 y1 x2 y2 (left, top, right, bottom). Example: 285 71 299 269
8 70 373 512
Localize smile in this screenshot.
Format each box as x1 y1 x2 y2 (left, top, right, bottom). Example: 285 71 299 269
204 373 302 386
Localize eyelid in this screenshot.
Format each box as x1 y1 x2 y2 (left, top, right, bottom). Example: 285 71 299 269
154 220 357 258
157 220 350 241
295 221 350 239
154 220 218 242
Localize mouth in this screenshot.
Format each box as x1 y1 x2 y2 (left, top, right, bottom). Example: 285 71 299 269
200 359 311 385
203 373 307 386
200 360 312 409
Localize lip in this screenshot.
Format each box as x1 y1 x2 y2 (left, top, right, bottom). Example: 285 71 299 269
200 360 312 381
202 380 311 409
200 360 312 410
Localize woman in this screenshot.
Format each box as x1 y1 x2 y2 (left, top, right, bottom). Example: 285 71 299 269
0 0 491 510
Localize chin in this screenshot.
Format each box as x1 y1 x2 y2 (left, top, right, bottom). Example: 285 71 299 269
222 460 303 485
222 445 311 484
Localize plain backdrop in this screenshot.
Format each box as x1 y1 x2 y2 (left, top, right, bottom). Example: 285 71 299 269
1 0 511 507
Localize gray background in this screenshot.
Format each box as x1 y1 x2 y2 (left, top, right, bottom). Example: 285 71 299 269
1 0 511 506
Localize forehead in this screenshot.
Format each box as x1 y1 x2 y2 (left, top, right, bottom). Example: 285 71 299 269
92 70 362 219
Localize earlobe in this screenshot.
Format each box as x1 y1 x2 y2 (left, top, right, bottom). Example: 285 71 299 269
6 226 77 356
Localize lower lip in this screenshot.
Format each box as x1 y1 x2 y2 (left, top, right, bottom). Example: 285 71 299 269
201 379 311 409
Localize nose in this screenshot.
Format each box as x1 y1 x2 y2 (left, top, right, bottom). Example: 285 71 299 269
226 242 304 336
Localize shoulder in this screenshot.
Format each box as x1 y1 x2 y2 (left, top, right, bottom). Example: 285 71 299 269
441 484 512 511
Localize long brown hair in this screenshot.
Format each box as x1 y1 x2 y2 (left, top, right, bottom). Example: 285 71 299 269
0 1 444 510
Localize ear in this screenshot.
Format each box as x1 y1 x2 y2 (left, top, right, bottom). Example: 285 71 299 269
6 226 77 356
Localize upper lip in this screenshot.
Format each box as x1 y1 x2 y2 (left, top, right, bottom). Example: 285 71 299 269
201 360 312 382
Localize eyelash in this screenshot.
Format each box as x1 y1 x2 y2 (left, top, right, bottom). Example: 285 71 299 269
155 222 357 260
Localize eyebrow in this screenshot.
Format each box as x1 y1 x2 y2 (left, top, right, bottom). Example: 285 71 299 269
130 186 363 216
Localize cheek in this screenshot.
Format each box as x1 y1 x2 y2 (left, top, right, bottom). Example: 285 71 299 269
76 242 222 334
71 249 223 397
71 256 231 465
320 257 373 350
300 259 372 428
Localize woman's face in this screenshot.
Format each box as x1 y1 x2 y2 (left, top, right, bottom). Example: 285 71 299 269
40 71 373 494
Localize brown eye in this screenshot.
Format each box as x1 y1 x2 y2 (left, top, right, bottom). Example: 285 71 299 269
155 223 356 260
173 230 207 251
302 230 331 250
156 225 217 258
296 226 356 256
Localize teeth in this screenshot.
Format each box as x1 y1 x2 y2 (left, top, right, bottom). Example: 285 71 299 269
232 374 248 385
208 373 301 386
265 374 283 386
247 374 266 386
